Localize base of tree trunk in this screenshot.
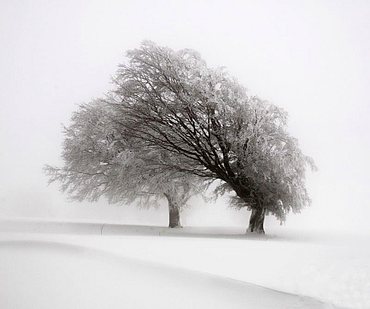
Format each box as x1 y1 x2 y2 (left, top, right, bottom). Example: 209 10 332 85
164 192 182 228
168 204 181 228
247 208 266 234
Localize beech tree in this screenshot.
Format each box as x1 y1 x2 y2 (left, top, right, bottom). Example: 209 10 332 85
106 41 315 233
45 101 203 228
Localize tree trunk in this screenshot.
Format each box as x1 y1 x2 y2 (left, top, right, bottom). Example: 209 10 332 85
164 193 182 228
247 208 266 234
168 204 181 228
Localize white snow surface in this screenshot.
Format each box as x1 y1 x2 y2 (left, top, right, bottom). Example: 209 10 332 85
1 219 369 308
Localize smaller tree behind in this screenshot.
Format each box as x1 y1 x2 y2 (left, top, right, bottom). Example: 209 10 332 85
45 101 204 228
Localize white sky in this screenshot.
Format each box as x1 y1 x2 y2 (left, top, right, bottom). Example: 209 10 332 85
0 0 369 232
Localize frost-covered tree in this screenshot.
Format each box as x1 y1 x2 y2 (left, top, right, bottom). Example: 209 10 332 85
107 41 315 233
45 102 203 228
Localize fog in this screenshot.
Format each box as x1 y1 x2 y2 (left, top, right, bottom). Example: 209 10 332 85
0 0 369 233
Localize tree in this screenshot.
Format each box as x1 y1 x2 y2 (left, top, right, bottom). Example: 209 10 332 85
106 41 315 233
45 101 204 228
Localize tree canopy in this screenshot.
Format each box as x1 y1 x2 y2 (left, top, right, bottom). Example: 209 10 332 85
46 41 315 233
45 101 204 228
107 41 315 232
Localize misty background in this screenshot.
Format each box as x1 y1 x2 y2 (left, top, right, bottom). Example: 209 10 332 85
0 0 369 232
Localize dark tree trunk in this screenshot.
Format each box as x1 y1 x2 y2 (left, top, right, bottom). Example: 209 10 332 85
168 205 181 228
164 193 182 228
247 208 266 234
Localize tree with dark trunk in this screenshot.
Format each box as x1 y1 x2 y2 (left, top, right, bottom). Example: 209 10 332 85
106 41 315 233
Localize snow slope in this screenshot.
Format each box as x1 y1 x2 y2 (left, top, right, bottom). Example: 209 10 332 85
0 239 332 309
1 220 369 308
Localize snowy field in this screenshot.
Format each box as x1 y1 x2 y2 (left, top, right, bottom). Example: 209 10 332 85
1 220 369 309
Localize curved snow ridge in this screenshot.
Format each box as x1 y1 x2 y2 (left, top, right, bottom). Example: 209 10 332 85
0 239 339 309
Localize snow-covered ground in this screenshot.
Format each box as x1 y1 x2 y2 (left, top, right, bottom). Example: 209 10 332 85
1 219 369 308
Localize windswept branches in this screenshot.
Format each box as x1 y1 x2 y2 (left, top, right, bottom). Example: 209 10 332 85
109 41 315 231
